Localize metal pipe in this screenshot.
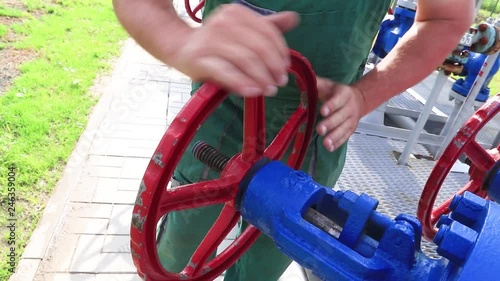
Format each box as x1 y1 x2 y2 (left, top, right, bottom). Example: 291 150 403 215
476 0 486 16
438 99 463 141
398 70 449 165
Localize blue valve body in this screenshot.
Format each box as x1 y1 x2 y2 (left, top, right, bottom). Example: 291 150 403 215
452 52 500 102
238 160 500 281
484 161 500 202
372 6 416 59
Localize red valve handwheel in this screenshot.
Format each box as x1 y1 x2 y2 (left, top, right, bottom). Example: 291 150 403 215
418 94 500 241
130 50 318 281
185 0 205 23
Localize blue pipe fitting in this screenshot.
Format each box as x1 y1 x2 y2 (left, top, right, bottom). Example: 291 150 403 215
483 160 500 202
447 192 500 280
449 192 487 227
452 51 500 102
238 161 500 281
337 192 378 248
434 221 478 265
436 214 453 228
488 172 500 202
371 6 416 59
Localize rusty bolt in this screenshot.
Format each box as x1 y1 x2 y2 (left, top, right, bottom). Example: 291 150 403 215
480 36 489 45
479 23 488 32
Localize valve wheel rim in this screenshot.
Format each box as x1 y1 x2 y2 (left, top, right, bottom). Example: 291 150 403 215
417 94 500 241
185 0 205 23
130 50 318 281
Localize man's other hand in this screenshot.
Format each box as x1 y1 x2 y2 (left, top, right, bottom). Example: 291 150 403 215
316 76 367 152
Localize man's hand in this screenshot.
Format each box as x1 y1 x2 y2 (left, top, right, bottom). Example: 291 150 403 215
316 77 367 152
113 1 299 97
171 5 299 97
353 0 474 117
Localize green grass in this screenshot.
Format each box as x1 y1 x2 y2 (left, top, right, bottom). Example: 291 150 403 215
0 5 28 18
488 76 500 96
0 0 127 279
0 24 7 38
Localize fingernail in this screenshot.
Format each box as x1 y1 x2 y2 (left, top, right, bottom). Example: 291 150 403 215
265 85 278 96
326 139 335 152
318 125 327 136
322 108 330 116
279 74 288 86
241 87 261 96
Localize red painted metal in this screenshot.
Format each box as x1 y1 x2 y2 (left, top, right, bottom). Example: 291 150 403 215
417 94 500 241
185 0 205 23
130 50 318 281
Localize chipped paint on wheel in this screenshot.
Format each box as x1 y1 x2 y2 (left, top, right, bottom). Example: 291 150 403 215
132 212 147 232
152 152 165 167
135 180 147 206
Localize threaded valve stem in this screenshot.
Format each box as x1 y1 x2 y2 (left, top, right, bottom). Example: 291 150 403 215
192 141 230 173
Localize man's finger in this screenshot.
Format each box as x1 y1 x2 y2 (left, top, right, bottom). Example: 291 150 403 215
316 77 334 102
320 86 351 117
322 119 355 152
198 56 264 96
266 11 300 33
316 105 351 136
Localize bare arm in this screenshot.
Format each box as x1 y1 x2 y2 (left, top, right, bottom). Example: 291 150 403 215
354 0 475 115
113 0 299 96
112 0 191 66
316 0 475 151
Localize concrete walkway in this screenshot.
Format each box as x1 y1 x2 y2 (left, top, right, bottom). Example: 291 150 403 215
10 38 191 281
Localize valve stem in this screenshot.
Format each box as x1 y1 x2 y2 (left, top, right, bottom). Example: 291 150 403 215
192 141 231 173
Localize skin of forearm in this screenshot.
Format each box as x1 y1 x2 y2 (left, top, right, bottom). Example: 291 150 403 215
354 20 470 116
112 0 192 65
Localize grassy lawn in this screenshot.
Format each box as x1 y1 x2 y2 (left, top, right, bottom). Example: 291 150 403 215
0 0 126 279
489 77 500 95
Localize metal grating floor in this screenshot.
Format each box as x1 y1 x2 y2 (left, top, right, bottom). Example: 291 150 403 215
336 133 471 257
386 70 500 147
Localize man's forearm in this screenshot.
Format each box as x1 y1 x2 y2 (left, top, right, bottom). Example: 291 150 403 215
355 20 469 116
112 0 192 65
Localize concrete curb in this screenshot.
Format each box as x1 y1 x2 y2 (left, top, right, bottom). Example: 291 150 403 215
9 39 134 281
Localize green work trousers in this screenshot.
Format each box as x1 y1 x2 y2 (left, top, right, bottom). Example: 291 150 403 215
156 0 391 279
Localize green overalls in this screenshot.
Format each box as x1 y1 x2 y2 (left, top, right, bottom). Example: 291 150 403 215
157 1 390 280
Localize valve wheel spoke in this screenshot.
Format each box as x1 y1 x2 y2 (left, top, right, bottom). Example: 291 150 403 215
242 96 266 162
430 180 484 225
464 140 497 171
181 204 240 277
158 177 238 217
418 94 500 241
204 225 261 269
264 108 307 161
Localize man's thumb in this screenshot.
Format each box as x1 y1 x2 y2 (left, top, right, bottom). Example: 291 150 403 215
266 11 299 32
316 76 335 102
